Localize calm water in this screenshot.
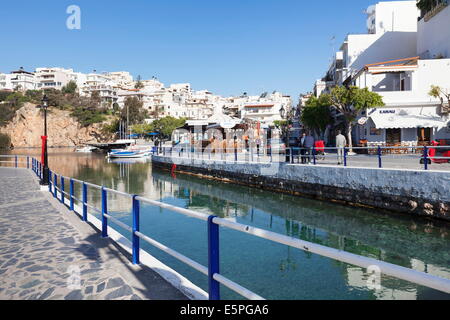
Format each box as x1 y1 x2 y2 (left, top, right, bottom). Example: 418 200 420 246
7 148 450 300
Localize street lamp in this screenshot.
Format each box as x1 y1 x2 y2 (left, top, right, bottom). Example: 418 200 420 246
38 94 49 185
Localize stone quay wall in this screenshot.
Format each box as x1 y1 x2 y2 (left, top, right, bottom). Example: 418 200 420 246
152 155 450 222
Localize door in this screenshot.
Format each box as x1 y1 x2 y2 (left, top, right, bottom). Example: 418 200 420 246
386 129 401 144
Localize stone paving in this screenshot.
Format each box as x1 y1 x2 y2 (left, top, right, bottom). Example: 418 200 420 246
0 168 188 300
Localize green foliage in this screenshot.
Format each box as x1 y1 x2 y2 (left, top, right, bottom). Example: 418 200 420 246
62 81 78 95
147 116 186 139
135 75 144 89
329 86 384 148
273 120 289 128
102 118 120 134
0 91 30 126
25 90 44 103
71 108 107 127
121 97 148 125
0 133 11 149
301 95 333 137
417 0 445 14
0 90 12 102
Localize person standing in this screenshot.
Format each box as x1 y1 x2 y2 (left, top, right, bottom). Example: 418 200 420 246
299 132 307 164
304 132 315 164
336 130 347 165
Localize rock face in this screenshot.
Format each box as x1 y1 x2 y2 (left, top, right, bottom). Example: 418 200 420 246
0 103 114 148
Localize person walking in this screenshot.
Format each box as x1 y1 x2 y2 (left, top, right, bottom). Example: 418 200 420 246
336 130 347 165
304 132 315 164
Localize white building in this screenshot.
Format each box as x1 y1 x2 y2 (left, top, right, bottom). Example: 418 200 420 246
316 1 420 93
0 73 13 91
417 2 450 59
35 67 79 91
352 57 450 147
10 68 36 91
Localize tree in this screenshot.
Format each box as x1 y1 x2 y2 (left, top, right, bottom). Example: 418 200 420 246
429 85 450 112
329 86 384 151
148 117 186 140
301 95 333 139
62 81 78 95
121 97 147 125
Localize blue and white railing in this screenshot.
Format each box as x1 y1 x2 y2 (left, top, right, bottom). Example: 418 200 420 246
4 155 450 299
155 145 450 171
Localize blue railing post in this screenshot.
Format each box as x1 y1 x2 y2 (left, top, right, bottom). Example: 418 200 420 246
424 146 429 171
207 215 220 300
344 147 348 167
69 179 74 211
53 174 58 198
378 146 382 169
27 156 29 169
15 155 17 168
39 162 42 179
82 182 88 222
48 171 52 192
132 195 140 265
101 187 108 238
60 176 65 203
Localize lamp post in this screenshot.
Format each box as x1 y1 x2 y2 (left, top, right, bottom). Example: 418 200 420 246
38 95 49 185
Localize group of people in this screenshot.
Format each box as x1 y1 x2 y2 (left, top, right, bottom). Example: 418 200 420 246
295 130 347 165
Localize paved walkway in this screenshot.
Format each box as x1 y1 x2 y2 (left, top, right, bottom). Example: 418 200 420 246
0 168 187 300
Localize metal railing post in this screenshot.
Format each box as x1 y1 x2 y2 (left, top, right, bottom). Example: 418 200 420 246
15 155 17 168
82 182 88 222
344 147 348 167
48 171 52 192
234 147 238 162
70 179 74 211
39 162 42 179
132 195 140 265
27 156 29 169
101 187 108 238
378 146 382 169
207 215 220 300
60 176 65 203
53 174 58 198
424 146 429 171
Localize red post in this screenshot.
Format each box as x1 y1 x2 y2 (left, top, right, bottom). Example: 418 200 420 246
41 136 47 165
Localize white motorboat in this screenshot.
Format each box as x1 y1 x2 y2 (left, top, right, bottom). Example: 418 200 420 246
107 146 152 159
75 146 97 153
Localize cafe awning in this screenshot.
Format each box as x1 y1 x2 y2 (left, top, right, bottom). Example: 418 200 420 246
369 107 446 129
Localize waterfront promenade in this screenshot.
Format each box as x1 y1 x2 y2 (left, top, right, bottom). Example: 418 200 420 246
0 167 187 300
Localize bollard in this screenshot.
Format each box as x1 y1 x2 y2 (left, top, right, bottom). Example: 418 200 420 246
69 179 74 211
424 146 429 171
132 196 140 265
378 146 382 169
82 183 88 222
101 187 108 238
207 216 220 300
344 147 348 167
60 177 65 203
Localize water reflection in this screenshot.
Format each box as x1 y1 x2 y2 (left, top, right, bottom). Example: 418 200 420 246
7 149 450 300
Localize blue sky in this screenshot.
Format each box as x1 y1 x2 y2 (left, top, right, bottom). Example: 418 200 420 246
0 0 385 99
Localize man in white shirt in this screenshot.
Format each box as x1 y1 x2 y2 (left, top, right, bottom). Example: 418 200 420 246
336 130 347 165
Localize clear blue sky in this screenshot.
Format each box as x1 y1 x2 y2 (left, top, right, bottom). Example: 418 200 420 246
0 0 384 99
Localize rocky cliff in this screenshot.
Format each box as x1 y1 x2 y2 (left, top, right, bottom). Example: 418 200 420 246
0 103 114 148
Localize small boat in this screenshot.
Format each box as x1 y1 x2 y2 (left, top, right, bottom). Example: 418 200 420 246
76 146 97 153
107 147 152 159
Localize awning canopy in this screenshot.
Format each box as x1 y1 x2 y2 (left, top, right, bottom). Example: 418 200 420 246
368 107 446 129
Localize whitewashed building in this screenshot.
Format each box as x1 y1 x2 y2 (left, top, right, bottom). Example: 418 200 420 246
0 73 13 91
35 67 84 91
352 57 450 147
10 68 36 91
